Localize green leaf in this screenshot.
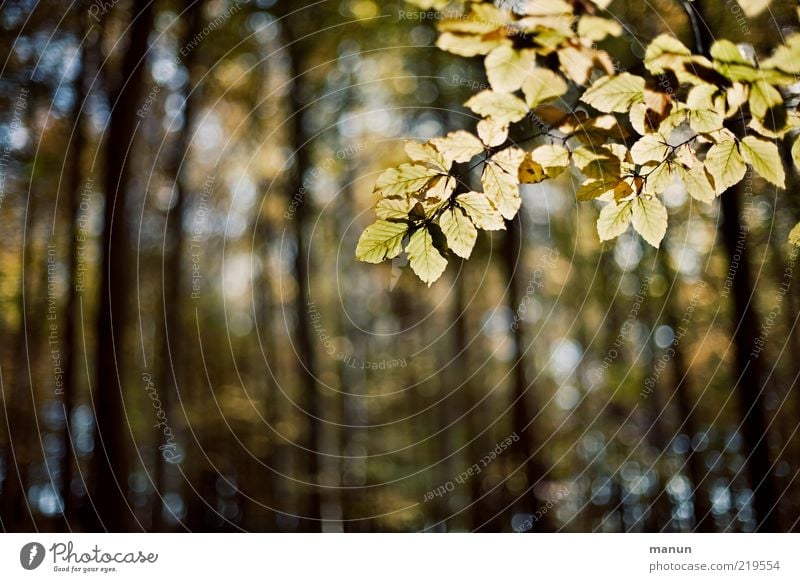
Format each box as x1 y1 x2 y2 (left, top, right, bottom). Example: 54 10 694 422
465 90 528 125
705 136 746 194
632 196 668 247
355 220 408 263
374 164 437 197
597 200 632 241
440 207 478 259
457 192 506 231
581 73 645 113
521 69 568 108
431 131 485 164
740 135 785 188
406 227 448 286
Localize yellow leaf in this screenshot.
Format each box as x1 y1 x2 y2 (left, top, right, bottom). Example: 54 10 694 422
792 135 800 169
482 149 524 220
440 207 478 259
405 141 448 172
406 227 447 286
762 33 800 75
632 196 668 247
644 34 692 75
457 191 506 230
581 73 646 113
375 197 412 219
630 134 670 165
789 221 800 246
477 118 508 147
557 45 595 85
485 46 535 93
522 0 573 15
705 137 746 194
736 0 772 17
577 15 623 42
374 164 438 197
740 135 785 188
423 174 457 200
437 33 508 57
465 90 529 125
431 130 485 164
521 69 568 108
356 220 408 263
677 164 716 203
597 200 632 241
577 178 618 201
519 153 546 183
749 80 783 120
531 143 570 178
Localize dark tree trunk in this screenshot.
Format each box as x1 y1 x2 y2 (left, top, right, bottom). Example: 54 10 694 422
503 215 549 531
281 7 322 531
151 0 203 532
683 0 779 532
92 0 155 532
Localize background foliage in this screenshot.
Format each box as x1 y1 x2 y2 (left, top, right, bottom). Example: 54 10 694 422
1 0 799 532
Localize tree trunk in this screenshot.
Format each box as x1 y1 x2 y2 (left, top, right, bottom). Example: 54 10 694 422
151 0 203 532
503 215 549 531
683 0 779 532
92 0 155 532
281 8 322 531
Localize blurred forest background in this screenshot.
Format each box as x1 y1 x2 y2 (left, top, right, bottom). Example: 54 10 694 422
1 0 800 533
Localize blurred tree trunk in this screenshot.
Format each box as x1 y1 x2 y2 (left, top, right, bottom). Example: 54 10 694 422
61 6 98 529
281 8 323 531
2 126 39 531
657 253 713 532
92 0 155 532
683 0 778 532
503 215 550 531
151 0 203 532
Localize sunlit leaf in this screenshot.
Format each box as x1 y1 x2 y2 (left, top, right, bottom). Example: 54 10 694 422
440 207 478 259
597 200 632 241
375 164 438 197
457 191 506 230
465 90 528 125
431 130 485 164
705 136 747 194
740 135 785 188
631 195 668 247
406 227 448 286
485 46 535 93
581 73 646 113
531 143 570 178
522 69 568 108
356 220 408 263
